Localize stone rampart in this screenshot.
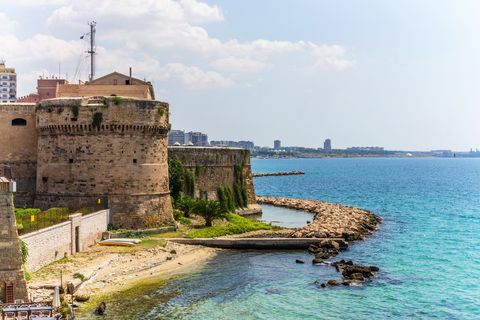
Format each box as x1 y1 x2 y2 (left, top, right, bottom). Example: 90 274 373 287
34 97 173 228
20 209 110 272
0 103 38 207
168 147 259 212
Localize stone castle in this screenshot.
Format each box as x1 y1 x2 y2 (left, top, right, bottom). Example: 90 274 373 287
0 71 259 229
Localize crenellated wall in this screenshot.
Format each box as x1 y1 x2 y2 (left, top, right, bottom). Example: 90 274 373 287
34 97 173 228
168 146 260 213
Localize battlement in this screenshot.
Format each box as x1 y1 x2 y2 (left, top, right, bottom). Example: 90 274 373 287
36 96 169 130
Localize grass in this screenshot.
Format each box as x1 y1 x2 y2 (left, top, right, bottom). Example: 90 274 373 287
15 207 96 235
186 213 275 238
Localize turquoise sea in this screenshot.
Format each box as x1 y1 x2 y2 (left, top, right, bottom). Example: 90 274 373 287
108 158 480 319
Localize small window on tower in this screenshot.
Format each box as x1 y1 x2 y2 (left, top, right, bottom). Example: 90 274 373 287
11 118 27 126
133 159 137 164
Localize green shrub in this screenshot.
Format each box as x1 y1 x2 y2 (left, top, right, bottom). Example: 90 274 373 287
168 156 195 200
173 209 184 220
72 105 79 118
20 240 28 265
179 217 191 225
73 273 85 281
111 96 124 105
194 199 227 227
233 164 248 208
15 208 41 218
175 197 196 218
92 112 103 129
187 213 272 238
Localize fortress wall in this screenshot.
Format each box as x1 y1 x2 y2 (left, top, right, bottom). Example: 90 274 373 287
0 103 38 207
20 209 110 272
168 147 259 212
34 97 173 229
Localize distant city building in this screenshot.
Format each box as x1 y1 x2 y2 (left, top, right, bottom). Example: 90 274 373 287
346 146 384 151
0 61 16 103
210 140 254 151
168 129 186 145
324 139 332 152
186 131 209 146
274 140 281 149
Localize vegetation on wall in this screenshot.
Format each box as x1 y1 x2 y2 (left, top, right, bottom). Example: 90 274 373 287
217 186 235 213
72 105 79 118
168 155 195 200
233 164 249 208
195 164 205 176
20 240 29 265
157 104 165 117
111 96 124 105
92 112 103 129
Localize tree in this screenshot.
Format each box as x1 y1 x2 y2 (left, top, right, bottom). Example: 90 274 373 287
175 197 196 218
194 199 227 227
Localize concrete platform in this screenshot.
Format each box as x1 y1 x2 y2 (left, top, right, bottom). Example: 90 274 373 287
167 237 345 250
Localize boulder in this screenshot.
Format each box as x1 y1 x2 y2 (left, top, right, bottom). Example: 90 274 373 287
326 279 340 286
94 302 107 316
295 259 305 264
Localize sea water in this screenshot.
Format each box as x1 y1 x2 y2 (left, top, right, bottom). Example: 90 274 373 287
99 158 480 319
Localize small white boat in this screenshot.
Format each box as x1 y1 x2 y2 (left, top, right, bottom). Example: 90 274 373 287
99 238 141 246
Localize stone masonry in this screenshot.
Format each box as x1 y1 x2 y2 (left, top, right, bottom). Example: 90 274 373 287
0 178 29 304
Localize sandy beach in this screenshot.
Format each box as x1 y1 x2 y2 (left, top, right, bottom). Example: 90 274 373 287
28 239 218 304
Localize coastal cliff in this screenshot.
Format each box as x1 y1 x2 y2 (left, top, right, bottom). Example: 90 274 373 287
257 196 381 241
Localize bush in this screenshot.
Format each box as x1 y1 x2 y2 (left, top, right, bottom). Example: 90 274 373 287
15 208 41 218
111 96 124 105
175 197 196 218
173 209 184 220
73 273 85 281
168 156 195 200
187 213 272 238
92 112 103 129
194 199 227 227
20 240 28 265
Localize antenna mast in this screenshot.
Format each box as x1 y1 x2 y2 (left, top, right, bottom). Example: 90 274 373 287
88 21 96 81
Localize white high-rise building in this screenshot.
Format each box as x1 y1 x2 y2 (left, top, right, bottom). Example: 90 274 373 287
0 61 16 103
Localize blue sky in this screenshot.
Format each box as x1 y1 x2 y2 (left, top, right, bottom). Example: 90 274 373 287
1 0 479 151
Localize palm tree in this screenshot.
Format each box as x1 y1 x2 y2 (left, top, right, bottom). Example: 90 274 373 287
194 199 227 227
175 197 196 218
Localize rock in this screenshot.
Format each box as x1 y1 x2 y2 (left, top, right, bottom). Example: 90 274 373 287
369 266 380 272
295 259 305 264
74 294 90 302
312 257 324 264
166 256 173 261
94 302 107 316
330 241 340 250
326 279 340 286
350 273 364 281
170 249 177 254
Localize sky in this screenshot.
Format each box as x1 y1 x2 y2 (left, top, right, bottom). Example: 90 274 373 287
1 0 479 151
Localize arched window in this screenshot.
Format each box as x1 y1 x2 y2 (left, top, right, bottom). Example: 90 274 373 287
11 118 27 126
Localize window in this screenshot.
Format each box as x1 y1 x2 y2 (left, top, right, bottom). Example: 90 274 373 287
133 159 137 164
113 79 117 85
11 118 27 126
125 79 130 85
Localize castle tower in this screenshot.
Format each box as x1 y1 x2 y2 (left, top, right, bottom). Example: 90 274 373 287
0 178 29 304
34 96 173 229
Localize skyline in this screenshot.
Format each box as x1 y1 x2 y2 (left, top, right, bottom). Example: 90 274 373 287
1 0 479 151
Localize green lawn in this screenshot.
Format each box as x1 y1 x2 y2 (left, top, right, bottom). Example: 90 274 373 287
186 213 275 238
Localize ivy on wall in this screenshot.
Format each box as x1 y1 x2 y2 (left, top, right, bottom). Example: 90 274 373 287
233 164 249 208
168 155 195 200
92 112 103 129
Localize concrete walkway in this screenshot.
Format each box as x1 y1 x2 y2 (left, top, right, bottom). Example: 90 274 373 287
167 237 344 250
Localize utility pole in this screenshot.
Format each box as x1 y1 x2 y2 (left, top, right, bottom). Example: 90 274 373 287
88 21 96 82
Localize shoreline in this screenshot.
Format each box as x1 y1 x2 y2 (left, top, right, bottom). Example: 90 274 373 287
28 240 219 307
257 196 381 241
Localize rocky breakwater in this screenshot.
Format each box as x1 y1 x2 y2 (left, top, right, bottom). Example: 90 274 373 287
253 171 305 177
256 196 381 241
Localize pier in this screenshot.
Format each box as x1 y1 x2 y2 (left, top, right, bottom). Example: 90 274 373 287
253 171 305 177
167 237 344 250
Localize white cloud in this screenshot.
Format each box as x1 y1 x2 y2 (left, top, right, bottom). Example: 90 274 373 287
159 63 233 88
180 0 224 23
211 57 266 72
1 0 355 93
311 45 356 70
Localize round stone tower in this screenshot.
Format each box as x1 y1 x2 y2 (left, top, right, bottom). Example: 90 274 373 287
34 96 173 228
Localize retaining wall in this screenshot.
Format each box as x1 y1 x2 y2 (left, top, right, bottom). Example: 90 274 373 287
20 209 110 272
